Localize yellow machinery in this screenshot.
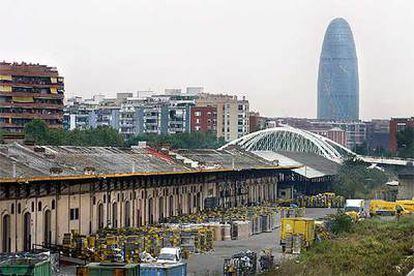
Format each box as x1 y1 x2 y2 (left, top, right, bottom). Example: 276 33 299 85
369 200 411 216
280 218 315 253
396 200 414 213
345 211 359 222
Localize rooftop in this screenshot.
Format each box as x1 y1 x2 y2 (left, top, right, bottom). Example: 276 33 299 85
0 143 293 182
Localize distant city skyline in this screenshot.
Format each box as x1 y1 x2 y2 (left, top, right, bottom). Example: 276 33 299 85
1 0 414 120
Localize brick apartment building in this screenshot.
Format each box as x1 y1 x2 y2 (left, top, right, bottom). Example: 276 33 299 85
190 106 217 133
389 117 414 153
0 62 64 139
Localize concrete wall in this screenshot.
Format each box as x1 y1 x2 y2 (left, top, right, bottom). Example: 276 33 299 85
397 177 414 200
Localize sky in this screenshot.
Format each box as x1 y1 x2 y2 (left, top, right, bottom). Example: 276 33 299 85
1 0 414 120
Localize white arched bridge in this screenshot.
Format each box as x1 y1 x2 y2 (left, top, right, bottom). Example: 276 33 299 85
220 126 411 166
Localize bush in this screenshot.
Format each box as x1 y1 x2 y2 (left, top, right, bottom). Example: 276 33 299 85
328 212 354 235
273 216 414 276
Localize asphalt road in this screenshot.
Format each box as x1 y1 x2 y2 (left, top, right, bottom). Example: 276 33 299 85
186 208 337 276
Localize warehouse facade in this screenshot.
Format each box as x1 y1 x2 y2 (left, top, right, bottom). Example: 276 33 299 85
0 144 293 253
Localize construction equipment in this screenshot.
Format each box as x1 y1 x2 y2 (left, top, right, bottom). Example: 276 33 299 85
396 200 414 212
280 218 315 253
369 200 410 216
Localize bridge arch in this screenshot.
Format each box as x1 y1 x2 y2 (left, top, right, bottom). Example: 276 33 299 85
219 126 354 162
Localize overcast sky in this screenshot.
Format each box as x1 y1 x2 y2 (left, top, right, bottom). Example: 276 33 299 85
2 0 413 119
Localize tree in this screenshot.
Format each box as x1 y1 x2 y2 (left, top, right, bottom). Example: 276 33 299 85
126 132 226 149
333 157 389 198
24 119 49 144
24 120 124 147
0 129 5 144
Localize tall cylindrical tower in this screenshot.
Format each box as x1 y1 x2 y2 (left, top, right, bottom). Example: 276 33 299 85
317 18 359 121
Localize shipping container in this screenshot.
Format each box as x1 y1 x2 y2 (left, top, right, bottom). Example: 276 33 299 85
0 260 51 276
140 262 187 276
280 217 315 250
79 263 139 276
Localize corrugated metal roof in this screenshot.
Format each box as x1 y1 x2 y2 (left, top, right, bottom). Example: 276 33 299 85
252 150 339 178
0 143 295 181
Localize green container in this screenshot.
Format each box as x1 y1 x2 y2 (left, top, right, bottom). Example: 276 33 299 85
86 263 139 276
0 260 51 276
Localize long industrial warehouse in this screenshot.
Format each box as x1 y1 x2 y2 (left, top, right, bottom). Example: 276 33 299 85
0 143 302 253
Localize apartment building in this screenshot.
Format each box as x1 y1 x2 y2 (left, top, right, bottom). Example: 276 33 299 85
118 93 196 138
63 95 120 130
389 117 414 153
191 106 217 133
237 97 250 138
63 89 249 141
0 62 64 138
196 93 249 141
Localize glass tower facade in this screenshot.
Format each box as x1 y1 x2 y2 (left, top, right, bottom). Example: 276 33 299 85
317 18 359 121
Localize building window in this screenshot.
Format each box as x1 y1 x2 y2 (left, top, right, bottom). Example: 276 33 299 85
51 200 55 210
38 201 42 211
196 119 200 123
195 111 201 117
11 204 14 215
70 208 79 220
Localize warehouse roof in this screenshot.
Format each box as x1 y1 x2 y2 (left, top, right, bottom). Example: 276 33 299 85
0 143 292 181
252 151 339 178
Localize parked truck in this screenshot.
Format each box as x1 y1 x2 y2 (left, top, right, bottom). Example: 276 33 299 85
344 199 366 220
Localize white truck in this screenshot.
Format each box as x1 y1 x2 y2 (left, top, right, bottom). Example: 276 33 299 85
344 199 366 218
156 247 182 264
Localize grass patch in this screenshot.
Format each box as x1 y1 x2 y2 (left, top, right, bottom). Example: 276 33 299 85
268 216 414 276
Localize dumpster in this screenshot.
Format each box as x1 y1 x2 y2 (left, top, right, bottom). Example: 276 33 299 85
280 217 315 252
140 262 187 276
0 259 51 276
80 262 139 276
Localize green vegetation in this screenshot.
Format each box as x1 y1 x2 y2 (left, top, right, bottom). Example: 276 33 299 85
272 216 414 276
329 212 354 235
353 141 391 157
23 119 224 149
397 127 414 158
126 132 225 149
24 119 124 147
333 157 389 199
0 129 5 144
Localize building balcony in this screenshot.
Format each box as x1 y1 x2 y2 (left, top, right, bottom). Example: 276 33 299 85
0 112 63 120
0 81 63 89
0 91 64 99
0 102 63 109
